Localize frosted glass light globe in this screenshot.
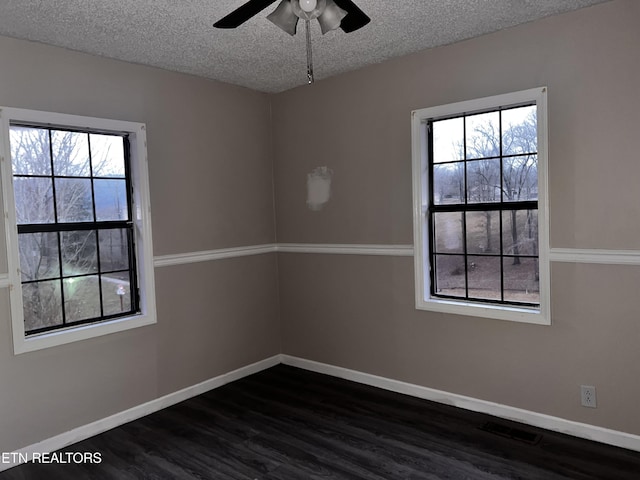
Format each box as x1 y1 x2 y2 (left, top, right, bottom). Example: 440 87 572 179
299 0 317 12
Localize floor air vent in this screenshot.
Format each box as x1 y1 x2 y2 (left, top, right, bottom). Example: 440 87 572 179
480 421 542 445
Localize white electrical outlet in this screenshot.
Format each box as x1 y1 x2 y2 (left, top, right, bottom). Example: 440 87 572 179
581 385 597 408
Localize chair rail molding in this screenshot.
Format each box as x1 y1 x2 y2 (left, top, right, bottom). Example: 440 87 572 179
151 243 640 268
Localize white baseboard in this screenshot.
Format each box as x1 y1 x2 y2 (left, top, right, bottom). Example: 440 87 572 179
5 353 639 473
281 355 640 453
1 355 281 472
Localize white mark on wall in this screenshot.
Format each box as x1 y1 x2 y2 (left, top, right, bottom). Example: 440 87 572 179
307 166 333 211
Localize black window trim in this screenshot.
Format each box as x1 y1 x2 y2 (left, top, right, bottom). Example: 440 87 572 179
425 102 540 308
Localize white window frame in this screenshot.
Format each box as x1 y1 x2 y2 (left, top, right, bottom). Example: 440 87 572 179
0 107 157 354
411 87 550 325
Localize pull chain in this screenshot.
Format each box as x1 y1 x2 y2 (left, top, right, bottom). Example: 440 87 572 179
305 19 314 84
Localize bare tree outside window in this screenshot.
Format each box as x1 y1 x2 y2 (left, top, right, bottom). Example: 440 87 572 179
10 126 136 334
428 105 539 305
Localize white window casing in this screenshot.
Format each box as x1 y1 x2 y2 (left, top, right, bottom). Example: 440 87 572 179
0 107 157 353
411 87 550 325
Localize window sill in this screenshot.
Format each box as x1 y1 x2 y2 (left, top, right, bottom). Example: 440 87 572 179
13 313 156 354
416 297 549 325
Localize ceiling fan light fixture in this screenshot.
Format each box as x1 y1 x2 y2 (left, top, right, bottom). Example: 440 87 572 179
291 0 327 21
214 0 370 86
267 0 299 36
318 0 347 34
299 0 318 12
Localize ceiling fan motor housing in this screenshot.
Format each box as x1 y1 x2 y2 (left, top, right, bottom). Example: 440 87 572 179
214 0 368 35
272 0 347 35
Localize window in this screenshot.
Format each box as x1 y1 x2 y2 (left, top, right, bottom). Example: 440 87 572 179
0 108 156 353
411 88 549 324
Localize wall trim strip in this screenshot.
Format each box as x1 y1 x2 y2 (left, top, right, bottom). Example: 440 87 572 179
0 245 628 279
151 244 640 268
153 244 277 267
277 243 415 256
3 244 637 278
549 248 640 265
281 355 640 454
0 355 281 472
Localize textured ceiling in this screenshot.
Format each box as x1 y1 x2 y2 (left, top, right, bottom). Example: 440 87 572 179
0 0 610 93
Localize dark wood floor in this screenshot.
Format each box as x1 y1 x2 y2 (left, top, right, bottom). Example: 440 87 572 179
3 364 640 479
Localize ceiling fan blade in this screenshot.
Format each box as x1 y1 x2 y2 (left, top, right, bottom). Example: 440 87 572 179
213 0 279 28
333 0 370 33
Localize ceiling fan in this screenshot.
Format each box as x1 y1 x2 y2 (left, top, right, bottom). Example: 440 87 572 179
214 0 370 84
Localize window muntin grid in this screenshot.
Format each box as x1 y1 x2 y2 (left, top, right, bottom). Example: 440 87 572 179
9 124 139 335
427 104 539 307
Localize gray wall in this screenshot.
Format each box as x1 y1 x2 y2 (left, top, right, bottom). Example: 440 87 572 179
1 0 639 455
0 36 280 452
273 0 640 435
